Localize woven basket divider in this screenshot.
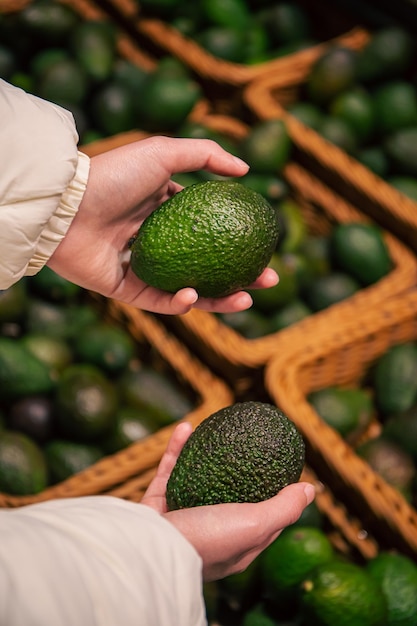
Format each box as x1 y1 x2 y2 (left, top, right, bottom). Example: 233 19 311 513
243 58 417 254
162 113 417 387
98 0 369 87
265 289 417 560
0 300 233 508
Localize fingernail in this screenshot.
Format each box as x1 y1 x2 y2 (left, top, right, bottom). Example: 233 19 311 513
232 155 249 169
304 483 316 505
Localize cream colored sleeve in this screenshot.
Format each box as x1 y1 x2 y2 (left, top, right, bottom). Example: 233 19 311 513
0 79 90 290
0 496 207 626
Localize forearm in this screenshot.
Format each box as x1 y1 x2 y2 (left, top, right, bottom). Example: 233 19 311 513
0 496 206 626
0 79 90 289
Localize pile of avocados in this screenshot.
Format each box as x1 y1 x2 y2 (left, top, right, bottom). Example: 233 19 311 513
0 267 195 496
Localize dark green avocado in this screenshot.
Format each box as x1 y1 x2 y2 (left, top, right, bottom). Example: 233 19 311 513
166 401 305 510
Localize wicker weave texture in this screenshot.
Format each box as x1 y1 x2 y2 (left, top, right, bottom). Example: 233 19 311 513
265 290 417 560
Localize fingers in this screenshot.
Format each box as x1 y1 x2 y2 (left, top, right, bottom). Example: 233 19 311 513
142 135 250 178
260 482 316 532
141 422 193 508
247 267 279 290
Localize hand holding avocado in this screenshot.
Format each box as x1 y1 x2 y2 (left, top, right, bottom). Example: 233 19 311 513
142 410 315 582
48 135 278 315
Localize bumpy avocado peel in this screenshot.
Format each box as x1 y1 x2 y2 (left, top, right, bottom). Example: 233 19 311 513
166 401 305 510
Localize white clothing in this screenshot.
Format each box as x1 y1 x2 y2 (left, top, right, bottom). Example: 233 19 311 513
0 80 206 626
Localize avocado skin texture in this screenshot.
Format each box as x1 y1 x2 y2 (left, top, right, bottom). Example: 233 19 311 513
166 401 305 510
130 180 279 298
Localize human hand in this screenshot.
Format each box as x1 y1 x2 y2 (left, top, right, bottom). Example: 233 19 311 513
48 136 278 315
142 422 315 582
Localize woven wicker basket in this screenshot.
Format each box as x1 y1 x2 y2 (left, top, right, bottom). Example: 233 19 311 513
98 0 370 90
152 114 417 391
243 56 417 255
0 297 233 508
265 289 417 560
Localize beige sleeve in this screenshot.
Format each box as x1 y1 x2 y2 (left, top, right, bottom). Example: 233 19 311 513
0 79 90 289
0 496 207 626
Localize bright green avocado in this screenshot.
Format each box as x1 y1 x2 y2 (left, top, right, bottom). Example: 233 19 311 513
130 180 279 298
166 401 305 510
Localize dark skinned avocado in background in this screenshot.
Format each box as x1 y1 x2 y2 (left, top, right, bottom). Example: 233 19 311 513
166 401 305 510
129 180 279 298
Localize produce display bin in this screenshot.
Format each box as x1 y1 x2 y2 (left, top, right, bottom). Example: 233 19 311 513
150 114 417 392
98 0 369 92
243 53 417 255
0 0 211 137
265 289 417 560
0 297 233 507
0 0 156 71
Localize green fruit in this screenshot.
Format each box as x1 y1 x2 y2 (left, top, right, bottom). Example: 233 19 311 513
383 405 417 462
28 266 80 302
0 281 28 324
119 365 193 427
306 46 358 105
330 222 392 286
239 119 292 174
240 173 289 203
0 44 16 81
21 333 73 375
218 309 272 339
166 401 305 510
357 146 390 178
387 176 417 201
137 70 202 132
373 342 417 415
70 20 117 82
383 127 417 177
45 440 103 484
249 252 299 313
200 0 250 30
55 364 118 442
356 26 415 84
8 395 55 444
329 87 375 143
367 551 417 626
100 406 157 454
269 299 312 332
287 101 324 131
318 116 358 154
196 26 247 63
130 180 279 298
18 0 79 43
260 2 311 46
242 605 276 626
309 386 373 439
356 436 415 500
300 560 387 626
91 82 136 135
302 272 360 312
36 57 88 107
276 199 308 253
373 80 417 135
0 337 54 401
262 526 334 612
74 322 135 374
0 431 48 495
